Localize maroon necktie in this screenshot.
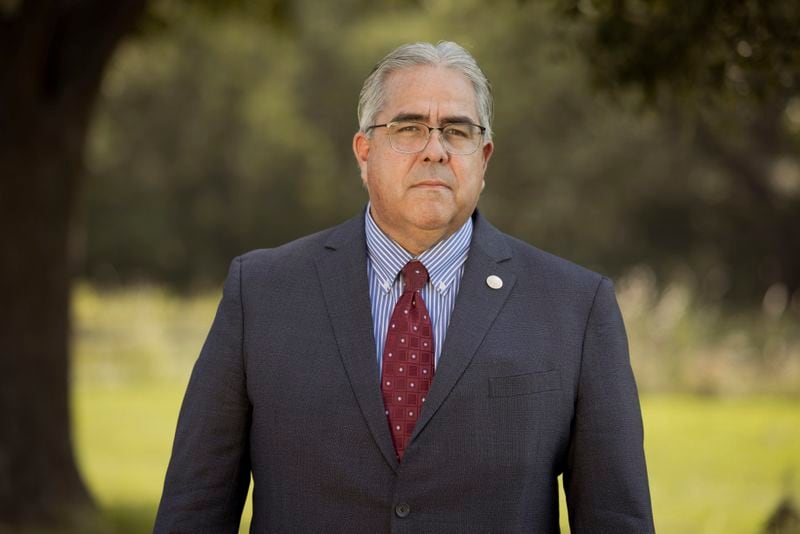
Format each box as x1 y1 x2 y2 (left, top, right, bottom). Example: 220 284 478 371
381 260 435 461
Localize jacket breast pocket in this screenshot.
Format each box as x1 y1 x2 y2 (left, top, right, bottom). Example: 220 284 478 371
488 369 561 398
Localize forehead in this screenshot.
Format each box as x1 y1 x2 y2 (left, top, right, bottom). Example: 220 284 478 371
380 65 479 122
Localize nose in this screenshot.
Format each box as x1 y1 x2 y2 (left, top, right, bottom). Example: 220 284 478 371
421 129 449 163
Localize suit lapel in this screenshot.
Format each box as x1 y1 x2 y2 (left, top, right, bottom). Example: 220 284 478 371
410 214 516 442
314 215 400 471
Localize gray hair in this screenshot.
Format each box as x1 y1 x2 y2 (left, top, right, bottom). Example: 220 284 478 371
357 41 493 140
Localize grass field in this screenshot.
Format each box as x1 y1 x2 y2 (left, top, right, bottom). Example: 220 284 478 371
69 284 800 533
72 383 800 533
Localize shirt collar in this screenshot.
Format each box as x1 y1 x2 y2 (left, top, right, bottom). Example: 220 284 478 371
364 203 472 295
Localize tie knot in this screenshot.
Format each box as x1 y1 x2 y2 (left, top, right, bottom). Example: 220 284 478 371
402 260 429 292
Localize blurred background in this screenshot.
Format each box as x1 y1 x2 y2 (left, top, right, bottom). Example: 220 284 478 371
1 0 799 532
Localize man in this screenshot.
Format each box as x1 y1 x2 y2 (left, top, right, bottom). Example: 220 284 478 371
155 41 655 533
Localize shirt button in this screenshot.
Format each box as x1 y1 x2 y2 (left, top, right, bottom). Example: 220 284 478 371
395 502 411 518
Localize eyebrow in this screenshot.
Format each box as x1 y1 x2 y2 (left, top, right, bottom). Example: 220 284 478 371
388 112 478 125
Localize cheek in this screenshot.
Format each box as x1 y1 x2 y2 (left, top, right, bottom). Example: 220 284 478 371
369 156 411 195
456 165 486 196
365 168 398 202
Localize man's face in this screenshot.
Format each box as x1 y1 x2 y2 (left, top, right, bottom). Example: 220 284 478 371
353 65 493 254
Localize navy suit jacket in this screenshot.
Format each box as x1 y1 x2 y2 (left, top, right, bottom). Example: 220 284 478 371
155 212 655 533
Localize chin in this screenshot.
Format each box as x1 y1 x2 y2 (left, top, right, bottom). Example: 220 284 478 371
411 211 455 232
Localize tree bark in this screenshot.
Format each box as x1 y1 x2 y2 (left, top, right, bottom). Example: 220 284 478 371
0 0 147 527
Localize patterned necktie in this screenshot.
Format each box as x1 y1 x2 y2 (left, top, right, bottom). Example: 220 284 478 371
381 260 435 461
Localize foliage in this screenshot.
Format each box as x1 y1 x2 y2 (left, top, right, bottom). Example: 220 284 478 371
558 0 800 105
85 8 364 288
82 0 800 312
616 266 800 395
557 0 800 305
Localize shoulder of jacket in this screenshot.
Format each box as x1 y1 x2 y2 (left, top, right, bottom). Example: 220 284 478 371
233 215 360 272
499 231 606 292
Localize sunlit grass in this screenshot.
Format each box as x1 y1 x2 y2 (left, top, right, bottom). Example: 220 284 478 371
72 382 800 533
643 396 800 532
71 283 254 532
72 382 254 533
72 283 218 384
70 283 800 533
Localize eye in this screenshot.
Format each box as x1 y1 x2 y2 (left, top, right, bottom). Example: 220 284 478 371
393 122 425 135
443 124 473 138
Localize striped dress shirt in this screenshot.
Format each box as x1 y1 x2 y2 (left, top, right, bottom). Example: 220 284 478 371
364 206 472 372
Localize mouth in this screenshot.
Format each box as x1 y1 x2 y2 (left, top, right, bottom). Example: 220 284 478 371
412 180 450 189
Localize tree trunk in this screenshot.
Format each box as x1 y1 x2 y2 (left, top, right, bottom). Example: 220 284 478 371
0 0 147 527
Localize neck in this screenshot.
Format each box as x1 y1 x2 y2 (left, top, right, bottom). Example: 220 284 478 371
395 232 447 257
384 226 450 257
369 212 456 257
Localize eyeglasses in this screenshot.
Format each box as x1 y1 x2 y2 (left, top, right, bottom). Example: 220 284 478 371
365 121 486 155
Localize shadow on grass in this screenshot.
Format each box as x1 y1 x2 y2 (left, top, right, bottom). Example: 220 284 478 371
1 503 256 534
0 503 155 534
103 503 157 534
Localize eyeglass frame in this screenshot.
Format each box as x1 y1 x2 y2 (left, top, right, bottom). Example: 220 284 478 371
365 120 488 155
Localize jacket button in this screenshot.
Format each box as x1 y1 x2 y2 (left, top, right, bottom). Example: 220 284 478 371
395 502 411 518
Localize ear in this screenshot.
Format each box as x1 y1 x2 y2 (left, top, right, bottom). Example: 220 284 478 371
481 140 494 171
353 131 370 185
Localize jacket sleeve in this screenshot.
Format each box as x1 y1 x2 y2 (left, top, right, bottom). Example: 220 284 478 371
564 277 655 532
154 257 251 533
